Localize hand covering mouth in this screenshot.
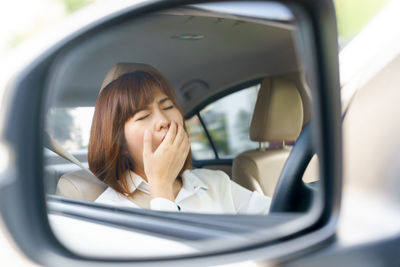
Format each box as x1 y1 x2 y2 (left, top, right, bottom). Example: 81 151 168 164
161 131 167 142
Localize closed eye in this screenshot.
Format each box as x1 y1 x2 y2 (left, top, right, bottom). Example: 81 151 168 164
137 114 150 121
163 106 174 110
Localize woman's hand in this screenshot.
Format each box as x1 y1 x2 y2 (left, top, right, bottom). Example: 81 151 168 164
142 121 190 201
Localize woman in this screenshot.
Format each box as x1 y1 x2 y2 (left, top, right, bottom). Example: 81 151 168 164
89 63 271 214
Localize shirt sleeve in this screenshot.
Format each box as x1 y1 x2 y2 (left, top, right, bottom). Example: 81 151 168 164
150 198 180 211
230 180 271 214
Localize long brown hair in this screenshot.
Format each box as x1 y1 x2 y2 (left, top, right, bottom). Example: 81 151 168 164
88 70 192 197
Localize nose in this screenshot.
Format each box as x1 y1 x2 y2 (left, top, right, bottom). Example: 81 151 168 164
154 107 170 132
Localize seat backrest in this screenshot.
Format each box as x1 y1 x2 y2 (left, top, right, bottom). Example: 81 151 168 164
56 169 107 201
232 77 304 197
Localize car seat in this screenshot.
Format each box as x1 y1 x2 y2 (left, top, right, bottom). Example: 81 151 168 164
232 77 304 197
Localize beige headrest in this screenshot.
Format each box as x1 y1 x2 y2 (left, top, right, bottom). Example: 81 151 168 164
100 63 163 92
250 77 303 142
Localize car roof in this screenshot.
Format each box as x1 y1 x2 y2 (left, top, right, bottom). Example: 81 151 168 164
46 8 309 119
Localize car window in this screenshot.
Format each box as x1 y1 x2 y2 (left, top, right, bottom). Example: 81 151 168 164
46 107 94 152
185 115 216 160
199 84 260 159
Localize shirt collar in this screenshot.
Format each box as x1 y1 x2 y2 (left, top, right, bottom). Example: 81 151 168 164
181 169 209 191
125 170 150 194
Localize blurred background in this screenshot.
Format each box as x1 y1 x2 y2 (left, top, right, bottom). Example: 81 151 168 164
335 0 390 47
0 0 95 60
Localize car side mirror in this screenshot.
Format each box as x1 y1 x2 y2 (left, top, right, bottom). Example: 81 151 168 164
0 0 341 265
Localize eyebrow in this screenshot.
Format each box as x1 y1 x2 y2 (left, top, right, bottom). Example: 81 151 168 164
158 97 170 104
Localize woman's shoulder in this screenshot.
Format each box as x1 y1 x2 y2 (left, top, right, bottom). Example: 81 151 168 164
95 187 117 201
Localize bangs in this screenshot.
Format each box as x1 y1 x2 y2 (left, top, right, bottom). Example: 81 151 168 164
110 71 168 122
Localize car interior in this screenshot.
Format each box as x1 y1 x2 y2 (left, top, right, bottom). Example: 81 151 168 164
43 5 320 211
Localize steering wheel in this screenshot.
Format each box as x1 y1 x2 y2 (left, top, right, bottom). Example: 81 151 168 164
269 124 317 212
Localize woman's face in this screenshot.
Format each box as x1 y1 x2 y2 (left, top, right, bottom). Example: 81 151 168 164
124 87 184 171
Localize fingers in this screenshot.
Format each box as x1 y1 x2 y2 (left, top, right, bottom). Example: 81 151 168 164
163 121 177 145
182 133 190 151
157 121 189 154
177 126 190 155
173 122 186 145
143 130 153 157
179 137 190 159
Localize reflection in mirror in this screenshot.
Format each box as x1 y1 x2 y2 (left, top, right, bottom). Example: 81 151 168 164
43 1 321 258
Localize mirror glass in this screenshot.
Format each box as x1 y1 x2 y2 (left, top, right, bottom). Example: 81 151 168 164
43 1 321 258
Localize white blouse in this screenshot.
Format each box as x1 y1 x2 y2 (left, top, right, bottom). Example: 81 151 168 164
95 168 271 214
